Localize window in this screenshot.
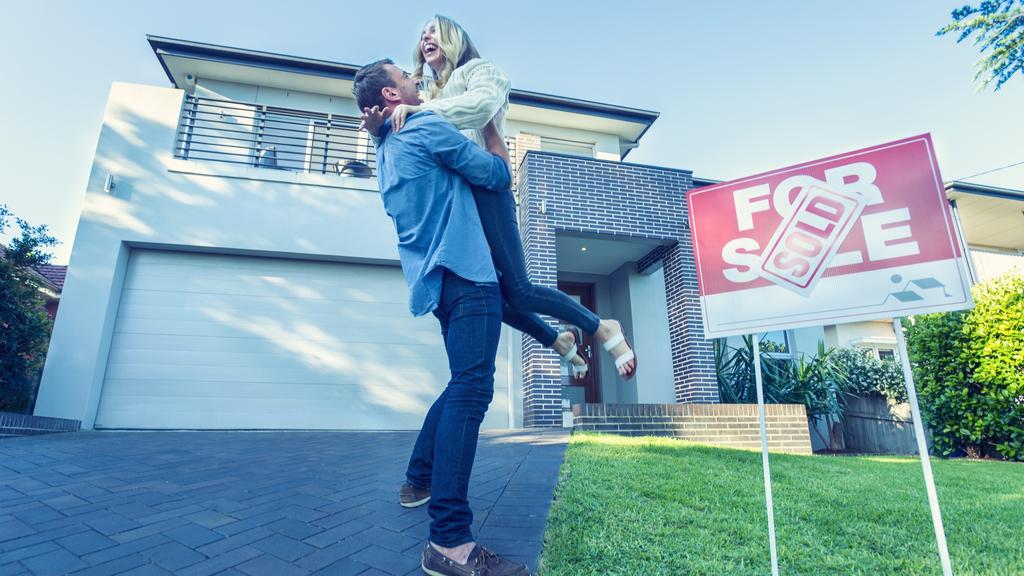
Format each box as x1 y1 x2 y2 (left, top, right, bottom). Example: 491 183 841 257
539 136 596 158
255 108 370 175
856 345 898 362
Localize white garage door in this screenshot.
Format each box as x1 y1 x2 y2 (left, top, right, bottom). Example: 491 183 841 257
95 250 512 430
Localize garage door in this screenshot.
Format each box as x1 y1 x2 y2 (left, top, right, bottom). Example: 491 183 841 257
95 250 511 430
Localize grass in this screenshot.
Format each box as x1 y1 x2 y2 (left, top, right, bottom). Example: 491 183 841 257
539 433 1024 575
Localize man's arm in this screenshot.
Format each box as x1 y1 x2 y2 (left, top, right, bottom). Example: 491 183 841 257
408 113 511 191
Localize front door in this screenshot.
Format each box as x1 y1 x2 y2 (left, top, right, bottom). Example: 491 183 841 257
557 281 601 403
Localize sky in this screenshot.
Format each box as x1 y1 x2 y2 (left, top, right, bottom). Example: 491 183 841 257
0 0 1021 264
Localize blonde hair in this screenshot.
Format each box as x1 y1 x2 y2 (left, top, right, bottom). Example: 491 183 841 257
412 15 481 98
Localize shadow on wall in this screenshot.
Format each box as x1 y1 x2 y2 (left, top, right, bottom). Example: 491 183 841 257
89 99 383 256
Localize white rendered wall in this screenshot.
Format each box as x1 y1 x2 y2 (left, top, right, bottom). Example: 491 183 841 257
608 265 637 403
196 78 362 117
831 321 897 349
505 119 621 160
627 265 676 403
34 82 518 429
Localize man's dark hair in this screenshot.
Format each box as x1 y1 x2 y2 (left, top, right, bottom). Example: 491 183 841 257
353 58 395 111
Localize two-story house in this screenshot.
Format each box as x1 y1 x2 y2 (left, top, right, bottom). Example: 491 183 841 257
34 36 734 434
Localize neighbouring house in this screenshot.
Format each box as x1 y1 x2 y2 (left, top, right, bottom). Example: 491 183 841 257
34 264 67 319
0 244 66 319
945 181 1024 282
35 36 748 435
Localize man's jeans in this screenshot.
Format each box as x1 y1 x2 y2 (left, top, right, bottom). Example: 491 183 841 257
406 269 502 547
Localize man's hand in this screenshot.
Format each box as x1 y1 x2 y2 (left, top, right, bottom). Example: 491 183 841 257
391 104 422 133
359 106 387 137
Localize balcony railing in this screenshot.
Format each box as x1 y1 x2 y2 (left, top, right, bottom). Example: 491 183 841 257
175 96 520 183
175 96 377 178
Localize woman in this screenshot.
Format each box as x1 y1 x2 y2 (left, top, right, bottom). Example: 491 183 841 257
362 15 636 380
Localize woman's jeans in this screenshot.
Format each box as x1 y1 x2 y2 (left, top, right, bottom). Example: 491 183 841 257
473 185 601 341
406 269 502 547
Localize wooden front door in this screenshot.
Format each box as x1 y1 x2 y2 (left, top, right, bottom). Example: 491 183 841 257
557 281 601 403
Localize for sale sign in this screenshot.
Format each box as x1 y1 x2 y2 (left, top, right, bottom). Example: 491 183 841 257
688 134 973 338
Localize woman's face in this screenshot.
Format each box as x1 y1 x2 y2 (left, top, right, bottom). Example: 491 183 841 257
420 19 444 71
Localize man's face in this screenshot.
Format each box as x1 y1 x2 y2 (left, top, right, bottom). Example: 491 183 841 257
383 64 422 107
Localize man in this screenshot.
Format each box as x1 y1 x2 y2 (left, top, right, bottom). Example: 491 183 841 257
352 59 531 576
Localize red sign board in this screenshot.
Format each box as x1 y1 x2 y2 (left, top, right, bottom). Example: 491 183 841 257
687 134 973 338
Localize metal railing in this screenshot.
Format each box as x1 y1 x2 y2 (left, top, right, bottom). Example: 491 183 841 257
176 96 377 177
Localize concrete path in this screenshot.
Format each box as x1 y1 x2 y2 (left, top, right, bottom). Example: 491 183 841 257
0 429 569 575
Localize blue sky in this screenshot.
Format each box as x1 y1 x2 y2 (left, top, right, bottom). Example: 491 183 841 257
1 0 1021 263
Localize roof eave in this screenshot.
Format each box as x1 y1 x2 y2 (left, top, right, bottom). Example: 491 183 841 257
148 35 659 159
945 180 1024 202
148 35 362 88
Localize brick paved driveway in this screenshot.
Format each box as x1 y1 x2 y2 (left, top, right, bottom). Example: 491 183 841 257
0 429 568 576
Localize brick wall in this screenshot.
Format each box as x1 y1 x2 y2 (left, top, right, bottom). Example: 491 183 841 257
572 403 812 454
517 150 718 427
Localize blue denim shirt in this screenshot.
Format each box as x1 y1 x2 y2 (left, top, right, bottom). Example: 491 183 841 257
376 112 511 316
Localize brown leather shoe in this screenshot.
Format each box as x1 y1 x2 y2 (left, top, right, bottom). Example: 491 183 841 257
421 542 531 576
399 483 431 508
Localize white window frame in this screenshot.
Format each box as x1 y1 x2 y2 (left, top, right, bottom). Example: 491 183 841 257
539 136 596 158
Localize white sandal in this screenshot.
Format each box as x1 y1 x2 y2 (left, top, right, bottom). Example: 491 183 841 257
603 331 637 379
559 327 588 378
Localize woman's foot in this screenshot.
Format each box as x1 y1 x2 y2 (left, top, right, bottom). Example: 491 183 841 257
596 319 637 379
552 330 587 380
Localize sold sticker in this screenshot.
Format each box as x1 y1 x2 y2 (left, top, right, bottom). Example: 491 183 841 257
687 134 973 338
758 184 867 295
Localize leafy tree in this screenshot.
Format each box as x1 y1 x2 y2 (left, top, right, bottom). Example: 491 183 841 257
904 272 1024 460
938 0 1024 90
831 347 906 404
1 205 59 413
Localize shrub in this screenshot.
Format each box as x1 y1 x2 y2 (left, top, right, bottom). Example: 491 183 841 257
904 272 1024 460
0 205 58 413
716 336 852 448
0 258 52 412
831 347 906 404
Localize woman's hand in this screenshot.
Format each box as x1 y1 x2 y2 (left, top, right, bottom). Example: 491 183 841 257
391 104 422 133
482 119 508 156
359 106 387 137
482 119 513 180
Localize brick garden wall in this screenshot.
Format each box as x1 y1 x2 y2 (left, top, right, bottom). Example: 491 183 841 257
572 403 813 454
0 412 81 439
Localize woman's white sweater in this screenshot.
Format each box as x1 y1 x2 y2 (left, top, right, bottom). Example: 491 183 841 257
420 58 511 149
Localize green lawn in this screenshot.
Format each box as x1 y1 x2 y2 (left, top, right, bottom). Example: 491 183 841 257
539 433 1024 575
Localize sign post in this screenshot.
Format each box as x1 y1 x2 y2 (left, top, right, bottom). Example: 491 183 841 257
893 317 954 576
686 134 972 574
752 334 780 576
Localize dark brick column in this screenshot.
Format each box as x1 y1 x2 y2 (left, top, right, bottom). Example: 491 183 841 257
517 156 563 428
663 242 719 402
